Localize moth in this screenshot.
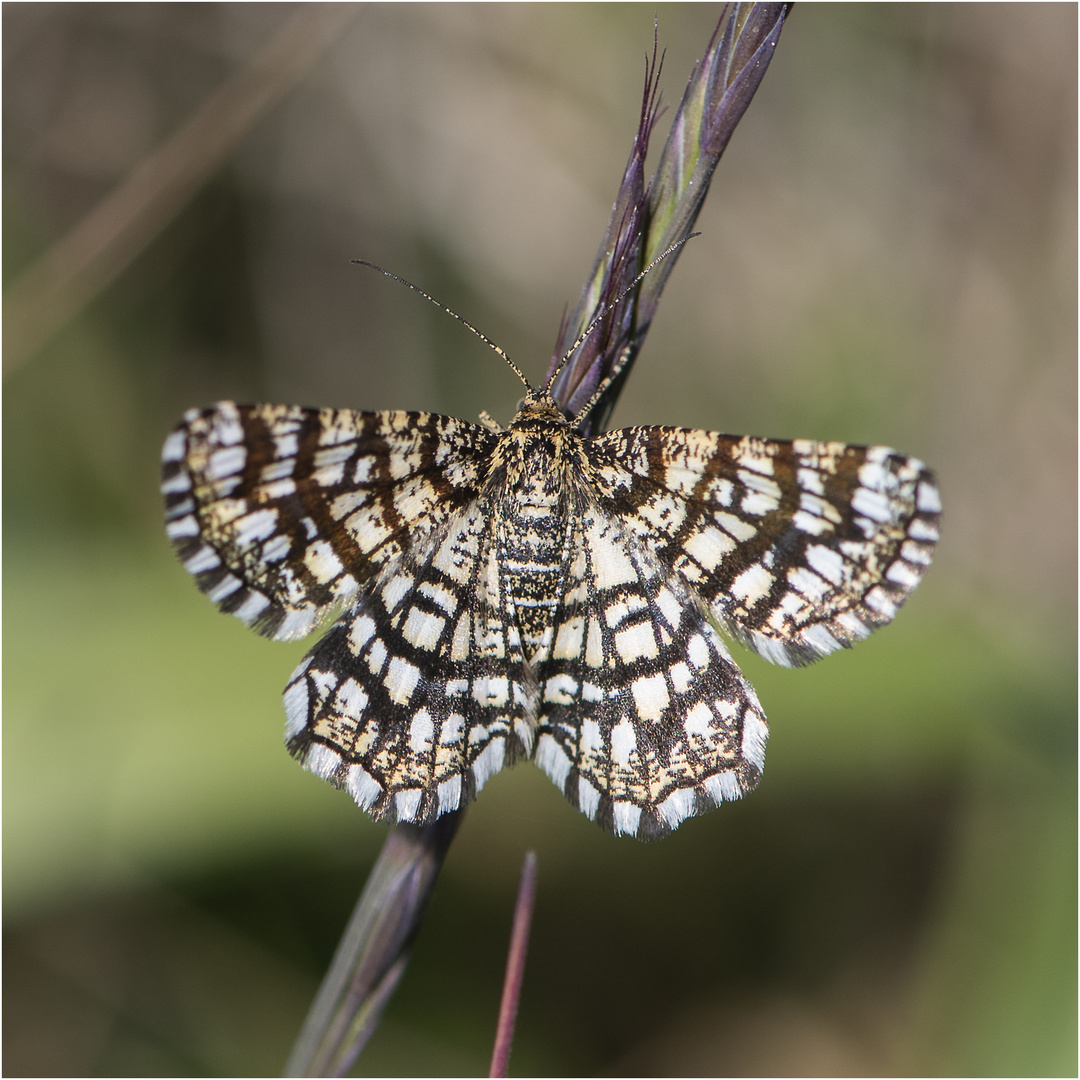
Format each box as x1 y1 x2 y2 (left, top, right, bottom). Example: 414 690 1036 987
162 319 939 838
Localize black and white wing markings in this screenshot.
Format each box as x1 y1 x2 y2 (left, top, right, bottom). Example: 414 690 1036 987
161 402 496 641
588 428 941 668
282 501 534 825
162 391 940 838
533 504 767 839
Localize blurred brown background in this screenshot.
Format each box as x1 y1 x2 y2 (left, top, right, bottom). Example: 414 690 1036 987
4 4 1075 1076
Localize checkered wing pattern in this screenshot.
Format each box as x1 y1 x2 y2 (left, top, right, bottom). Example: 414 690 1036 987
161 402 496 641
589 427 941 668
534 504 768 840
281 502 534 825
162 392 940 838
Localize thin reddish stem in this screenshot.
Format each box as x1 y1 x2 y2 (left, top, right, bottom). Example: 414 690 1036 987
488 851 539 1078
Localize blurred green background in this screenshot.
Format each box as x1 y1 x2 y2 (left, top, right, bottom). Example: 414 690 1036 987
4 4 1075 1076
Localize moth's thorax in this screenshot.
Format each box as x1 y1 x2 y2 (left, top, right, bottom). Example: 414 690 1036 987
489 390 589 659
488 390 590 500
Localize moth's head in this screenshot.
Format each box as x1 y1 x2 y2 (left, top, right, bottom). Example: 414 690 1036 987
509 388 571 431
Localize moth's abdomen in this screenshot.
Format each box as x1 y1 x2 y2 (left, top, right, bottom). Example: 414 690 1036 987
496 446 576 658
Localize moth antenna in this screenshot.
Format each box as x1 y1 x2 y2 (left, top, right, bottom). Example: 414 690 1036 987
353 260 532 391
543 234 700 412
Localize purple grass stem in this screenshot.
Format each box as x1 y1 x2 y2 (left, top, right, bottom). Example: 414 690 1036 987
489 851 540 1078
283 6 791 1075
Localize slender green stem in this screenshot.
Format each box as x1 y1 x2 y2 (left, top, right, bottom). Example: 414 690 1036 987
283 8 792 1075
284 813 463 1078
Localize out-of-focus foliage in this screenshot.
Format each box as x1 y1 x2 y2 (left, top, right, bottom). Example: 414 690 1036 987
4 5 1075 1076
